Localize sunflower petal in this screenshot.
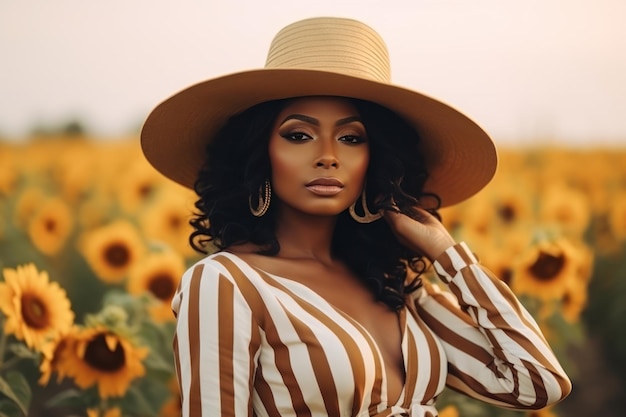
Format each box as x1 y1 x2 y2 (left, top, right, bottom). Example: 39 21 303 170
105 334 119 351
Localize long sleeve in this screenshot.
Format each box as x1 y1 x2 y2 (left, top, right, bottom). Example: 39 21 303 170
171 260 261 417
414 242 572 410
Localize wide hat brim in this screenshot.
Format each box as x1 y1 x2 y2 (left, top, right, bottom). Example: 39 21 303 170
141 67 497 207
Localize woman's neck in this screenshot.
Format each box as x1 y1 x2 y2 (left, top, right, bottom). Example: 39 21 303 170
273 209 338 265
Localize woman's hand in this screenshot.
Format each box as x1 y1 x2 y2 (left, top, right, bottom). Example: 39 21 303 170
383 207 456 261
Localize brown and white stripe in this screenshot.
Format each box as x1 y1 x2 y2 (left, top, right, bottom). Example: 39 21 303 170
172 243 571 416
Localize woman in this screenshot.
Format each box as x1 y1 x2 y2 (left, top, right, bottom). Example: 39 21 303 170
141 17 571 417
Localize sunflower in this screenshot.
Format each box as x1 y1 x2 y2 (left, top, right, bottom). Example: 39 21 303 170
560 276 589 324
494 187 534 228
39 326 80 385
539 183 591 237
438 405 459 417
27 197 74 256
13 187 46 229
452 197 495 249
54 325 149 398
81 220 146 284
140 191 197 258
127 251 184 322
116 158 164 214
475 243 516 286
511 238 581 302
0 264 74 355
557 239 593 321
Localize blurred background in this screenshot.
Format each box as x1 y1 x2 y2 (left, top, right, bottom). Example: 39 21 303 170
1 1 625 416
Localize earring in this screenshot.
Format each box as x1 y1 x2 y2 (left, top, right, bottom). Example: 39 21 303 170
349 188 382 223
249 179 271 217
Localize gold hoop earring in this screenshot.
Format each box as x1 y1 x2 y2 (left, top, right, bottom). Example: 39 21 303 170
249 179 271 217
349 188 382 223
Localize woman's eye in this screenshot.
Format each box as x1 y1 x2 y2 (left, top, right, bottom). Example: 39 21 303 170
340 135 367 144
281 131 311 142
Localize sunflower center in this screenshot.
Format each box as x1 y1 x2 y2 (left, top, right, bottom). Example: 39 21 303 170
168 215 182 230
104 243 131 268
138 183 153 198
528 251 566 281
563 291 572 305
21 293 49 329
498 204 516 223
84 333 126 372
148 274 176 301
449 220 461 231
44 218 57 233
500 267 514 286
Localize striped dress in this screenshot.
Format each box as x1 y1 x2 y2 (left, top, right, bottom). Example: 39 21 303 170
172 242 571 416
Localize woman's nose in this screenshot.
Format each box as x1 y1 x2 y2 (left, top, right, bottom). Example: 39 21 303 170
315 156 339 168
314 138 339 168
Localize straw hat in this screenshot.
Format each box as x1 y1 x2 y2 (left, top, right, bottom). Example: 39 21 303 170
141 16 497 207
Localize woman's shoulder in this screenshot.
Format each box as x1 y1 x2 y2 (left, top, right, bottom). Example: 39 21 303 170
172 250 273 320
184 250 257 279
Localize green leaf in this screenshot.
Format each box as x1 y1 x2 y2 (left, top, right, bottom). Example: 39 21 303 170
0 398 22 417
143 351 173 377
44 388 95 409
6 344 38 361
0 372 31 416
120 384 160 416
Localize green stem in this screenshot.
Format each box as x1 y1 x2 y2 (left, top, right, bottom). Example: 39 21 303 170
99 397 110 413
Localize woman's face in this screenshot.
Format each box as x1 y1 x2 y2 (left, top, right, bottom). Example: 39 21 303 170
268 96 369 218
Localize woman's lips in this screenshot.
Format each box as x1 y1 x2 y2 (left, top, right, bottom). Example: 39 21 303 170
305 178 344 196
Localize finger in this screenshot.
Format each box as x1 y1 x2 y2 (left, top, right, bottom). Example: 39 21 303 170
382 207 405 224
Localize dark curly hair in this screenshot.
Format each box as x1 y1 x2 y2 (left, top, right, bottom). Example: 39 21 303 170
190 97 442 310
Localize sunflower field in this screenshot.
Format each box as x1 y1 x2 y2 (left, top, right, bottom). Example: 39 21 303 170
0 135 625 416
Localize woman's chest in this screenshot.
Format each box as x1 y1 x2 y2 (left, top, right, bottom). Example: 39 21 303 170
252 282 448 414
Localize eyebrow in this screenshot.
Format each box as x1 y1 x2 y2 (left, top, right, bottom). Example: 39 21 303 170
279 114 363 127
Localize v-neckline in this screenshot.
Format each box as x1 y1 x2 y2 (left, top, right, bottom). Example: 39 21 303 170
222 251 409 407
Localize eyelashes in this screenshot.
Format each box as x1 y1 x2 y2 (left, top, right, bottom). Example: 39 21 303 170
279 130 367 144
280 131 311 142
340 135 367 144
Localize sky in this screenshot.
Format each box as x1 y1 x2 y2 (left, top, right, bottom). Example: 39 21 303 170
1 0 625 147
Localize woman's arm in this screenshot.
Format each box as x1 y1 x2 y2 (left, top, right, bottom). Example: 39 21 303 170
171 259 261 416
416 242 572 409
383 207 571 409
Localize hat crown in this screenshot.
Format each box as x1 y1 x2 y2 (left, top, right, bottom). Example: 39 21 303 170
265 17 391 83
